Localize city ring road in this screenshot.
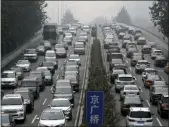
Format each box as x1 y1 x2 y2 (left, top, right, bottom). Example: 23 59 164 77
2 29 91 127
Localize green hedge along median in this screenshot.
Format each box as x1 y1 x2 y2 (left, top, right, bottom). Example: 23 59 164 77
81 38 120 127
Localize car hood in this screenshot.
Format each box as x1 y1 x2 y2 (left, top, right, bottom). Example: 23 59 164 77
50 106 70 111
1 105 23 111
54 94 72 98
75 48 84 50
39 119 65 126
1 78 15 82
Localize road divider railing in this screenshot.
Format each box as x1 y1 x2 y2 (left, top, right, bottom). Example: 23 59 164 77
1 29 43 68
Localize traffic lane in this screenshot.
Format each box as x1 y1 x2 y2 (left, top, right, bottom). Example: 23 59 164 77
22 41 89 126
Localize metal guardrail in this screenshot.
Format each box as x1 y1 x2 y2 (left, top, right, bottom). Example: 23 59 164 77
2 29 42 60
1 29 43 68
132 24 168 45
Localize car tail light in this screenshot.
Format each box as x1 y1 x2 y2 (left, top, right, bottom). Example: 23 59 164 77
147 119 153 122
162 104 167 108
128 118 135 122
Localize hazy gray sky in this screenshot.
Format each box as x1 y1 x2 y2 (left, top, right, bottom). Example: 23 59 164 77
44 1 153 24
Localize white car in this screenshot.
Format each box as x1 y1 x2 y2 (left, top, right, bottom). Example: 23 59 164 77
150 49 163 59
126 107 153 127
79 32 88 41
38 108 66 126
1 94 26 122
45 50 56 59
69 54 81 66
1 70 18 88
48 98 72 120
115 74 136 92
74 42 85 55
69 27 76 36
142 68 157 81
120 85 140 100
16 60 31 71
65 32 73 40
82 25 90 33
24 49 38 61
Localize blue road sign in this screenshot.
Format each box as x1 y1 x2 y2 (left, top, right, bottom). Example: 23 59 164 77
85 91 104 126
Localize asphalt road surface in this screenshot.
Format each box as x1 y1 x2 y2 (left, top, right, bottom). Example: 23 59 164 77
2 29 91 126
98 26 168 127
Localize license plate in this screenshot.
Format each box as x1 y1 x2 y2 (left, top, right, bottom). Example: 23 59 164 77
137 121 144 124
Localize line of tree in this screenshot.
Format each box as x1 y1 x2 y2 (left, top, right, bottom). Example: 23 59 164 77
2 1 48 58
61 9 76 25
149 1 169 39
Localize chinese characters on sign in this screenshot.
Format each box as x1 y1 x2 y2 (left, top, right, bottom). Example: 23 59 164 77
86 91 104 126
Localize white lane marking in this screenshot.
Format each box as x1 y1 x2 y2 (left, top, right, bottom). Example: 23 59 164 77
156 117 162 126
146 100 151 107
129 67 132 71
126 60 128 63
56 75 59 79
42 98 47 105
31 114 37 123
161 76 164 81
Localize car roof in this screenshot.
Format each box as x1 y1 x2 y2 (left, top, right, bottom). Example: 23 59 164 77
23 76 37 80
163 94 169 98
124 85 138 88
138 60 149 62
75 42 84 44
56 85 72 88
52 98 69 101
145 68 155 71
3 94 22 98
46 50 55 53
3 70 15 73
43 108 62 113
118 74 132 77
57 79 70 83
130 107 150 112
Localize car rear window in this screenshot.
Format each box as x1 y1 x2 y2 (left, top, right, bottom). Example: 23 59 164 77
130 111 151 118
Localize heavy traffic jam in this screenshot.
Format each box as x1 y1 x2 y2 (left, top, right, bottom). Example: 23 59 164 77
101 22 168 126
1 21 169 127
1 23 90 127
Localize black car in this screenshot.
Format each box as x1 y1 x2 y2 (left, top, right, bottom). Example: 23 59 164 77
1 113 15 127
154 56 168 67
149 86 168 105
157 94 169 118
39 61 55 75
120 95 143 116
36 45 46 55
29 71 45 91
21 77 40 99
14 88 34 113
44 71 53 85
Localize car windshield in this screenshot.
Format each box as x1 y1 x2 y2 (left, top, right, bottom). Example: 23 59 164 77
45 57 56 62
51 100 70 107
124 96 141 104
1 115 9 124
113 70 124 74
46 52 55 57
15 91 29 99
56 48 65 52
155 88 168 93
57 81 70 86
2 72 15 78
64 37 71 40
130 111 151 118
70 55 79 59
66 67 77 71
111 59 122 63
43 62 54 67
55 88 72 94
41 111 64 120
37 68 48 72
55 44 63 48
125 87 138 90
65 76 76 82
65 72 77 77
119 77 132 81
18 60 29 64
22 81 36 87
2 98 22 105
44 71 51 76
75 44 84 48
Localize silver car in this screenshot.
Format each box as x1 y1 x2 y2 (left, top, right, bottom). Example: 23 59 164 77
1 70 18 88
69 54 81 66
23 49 37 61
38 108 66 126
16 60 31 71
74 42 85 55
48 98 72 120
